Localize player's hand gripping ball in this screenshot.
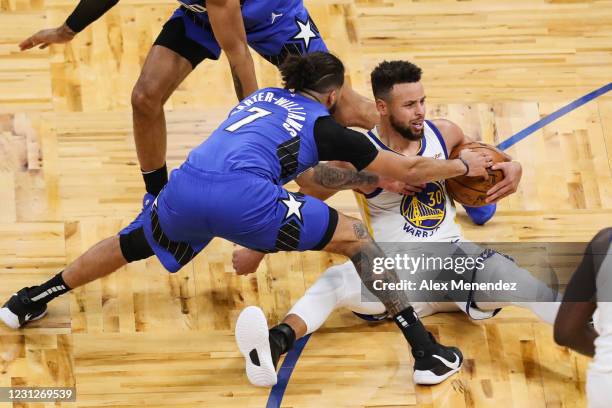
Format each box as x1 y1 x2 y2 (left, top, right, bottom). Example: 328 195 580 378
447 142 511 207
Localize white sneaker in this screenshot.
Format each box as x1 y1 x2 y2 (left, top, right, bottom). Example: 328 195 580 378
235 306 278 387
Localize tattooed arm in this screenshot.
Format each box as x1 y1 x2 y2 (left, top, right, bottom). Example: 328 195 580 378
297 162 427 201
295 162 378 201
208 0 258 100
300 162 379 190
313 163 379 189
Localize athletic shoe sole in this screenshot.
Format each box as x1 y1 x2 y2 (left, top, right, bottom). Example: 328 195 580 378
413 363 462 385
0 303 48 330
235 306 277 387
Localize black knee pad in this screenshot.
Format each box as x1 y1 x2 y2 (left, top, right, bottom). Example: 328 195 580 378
119 228 154 263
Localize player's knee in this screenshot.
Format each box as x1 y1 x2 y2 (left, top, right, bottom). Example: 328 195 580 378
464 203 497 226
119 228 154 263
131 82 163 114
302 265 346 306
330 220 371 257
319 264 346 290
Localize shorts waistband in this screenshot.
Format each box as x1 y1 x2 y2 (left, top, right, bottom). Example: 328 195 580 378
179 6 209 27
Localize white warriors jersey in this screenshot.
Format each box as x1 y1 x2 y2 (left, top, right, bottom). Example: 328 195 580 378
355 121 463 243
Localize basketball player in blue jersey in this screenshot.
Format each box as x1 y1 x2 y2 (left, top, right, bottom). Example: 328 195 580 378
19 0 378 198
1 52 494 386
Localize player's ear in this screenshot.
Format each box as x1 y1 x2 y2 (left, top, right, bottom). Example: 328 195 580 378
375 98 388 116
328 89 338 108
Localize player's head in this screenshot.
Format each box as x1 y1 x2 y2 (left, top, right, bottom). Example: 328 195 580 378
371 60 425 141
280 52 345 114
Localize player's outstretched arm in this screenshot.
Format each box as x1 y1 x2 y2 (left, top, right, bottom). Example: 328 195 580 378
296 163 379 200
297 163 424 199
312 117 469 192
19 0 119 50
366 149 491 186
207 0 258 100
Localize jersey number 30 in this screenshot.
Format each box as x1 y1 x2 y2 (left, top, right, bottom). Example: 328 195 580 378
225 107 272 132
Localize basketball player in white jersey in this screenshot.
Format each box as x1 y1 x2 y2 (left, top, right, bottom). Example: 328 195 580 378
554 228 612 408
232 60 562 387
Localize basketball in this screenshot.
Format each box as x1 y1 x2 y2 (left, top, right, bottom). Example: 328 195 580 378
446 142 510 207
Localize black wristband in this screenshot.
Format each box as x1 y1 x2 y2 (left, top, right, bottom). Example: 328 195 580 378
459 158 469 176
65 0 120 33
64 17 80 34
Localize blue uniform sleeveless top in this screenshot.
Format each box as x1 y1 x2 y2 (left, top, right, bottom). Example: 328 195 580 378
177 0 302 30
186 87 330 185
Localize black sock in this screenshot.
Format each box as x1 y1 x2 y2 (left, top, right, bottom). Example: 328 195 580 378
142 163 168 196
393 306 436 357
269 323 296 367
26 271 71 306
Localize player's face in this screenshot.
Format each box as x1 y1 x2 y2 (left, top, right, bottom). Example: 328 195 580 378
387 82 426 141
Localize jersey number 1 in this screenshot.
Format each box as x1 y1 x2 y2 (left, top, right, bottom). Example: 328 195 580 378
225 107 272 132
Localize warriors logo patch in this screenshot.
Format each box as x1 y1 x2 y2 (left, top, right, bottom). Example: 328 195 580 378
401 181 447 231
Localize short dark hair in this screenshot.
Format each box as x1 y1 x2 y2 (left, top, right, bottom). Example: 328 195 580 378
370 60 422 100
280 52 345 93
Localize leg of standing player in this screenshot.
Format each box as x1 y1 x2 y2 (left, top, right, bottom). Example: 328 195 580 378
131 18 213 196
131 45 192 173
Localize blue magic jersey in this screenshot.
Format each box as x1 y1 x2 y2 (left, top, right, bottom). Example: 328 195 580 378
122 87 336 272
173 0 322 58
186 87 330 184
177 0 295 29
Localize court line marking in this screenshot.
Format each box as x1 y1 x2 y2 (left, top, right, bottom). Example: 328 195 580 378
497 82 611 151
266 81 611 408
266 334 311 408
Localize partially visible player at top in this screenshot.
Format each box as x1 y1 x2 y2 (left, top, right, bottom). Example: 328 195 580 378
20 0 378 197
1 52 494 388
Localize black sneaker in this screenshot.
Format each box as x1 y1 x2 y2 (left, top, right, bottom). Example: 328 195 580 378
235 306 281 387
412 333 463 385
0 288 48 329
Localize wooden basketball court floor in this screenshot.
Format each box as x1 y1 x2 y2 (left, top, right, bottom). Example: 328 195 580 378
1 0 611 406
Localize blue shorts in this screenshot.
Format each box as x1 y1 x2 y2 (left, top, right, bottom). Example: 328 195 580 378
120 163 338 273
169 6 328 66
